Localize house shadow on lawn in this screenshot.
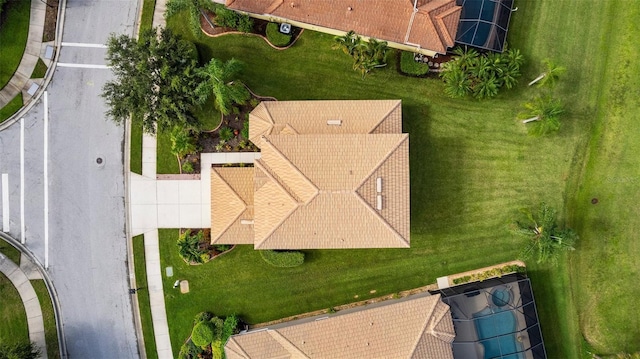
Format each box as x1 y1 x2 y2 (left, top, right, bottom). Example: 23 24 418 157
403 103 466 235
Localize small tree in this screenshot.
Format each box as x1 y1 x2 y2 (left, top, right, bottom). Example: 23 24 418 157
219 126 233 142
511 203 577 265
195 58 250 115
441 62 471 98
332 30 361 57
518 95 563 136
529 59 566 88
191 321 215 348
177 230 205 264
170 126 197 173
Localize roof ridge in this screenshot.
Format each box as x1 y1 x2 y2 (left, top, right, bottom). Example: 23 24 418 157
434 6 460 47
354 134 409 190
408 296 441 358
253 160 300 249
211 169 247 243
353 192 409 247
262 136 319 205
369 100 402 134
267 330 310 358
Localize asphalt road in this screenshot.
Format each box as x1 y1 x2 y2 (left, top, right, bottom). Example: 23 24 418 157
1 1 140 358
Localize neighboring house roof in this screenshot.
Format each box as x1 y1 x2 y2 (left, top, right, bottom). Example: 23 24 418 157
210 167 255 244
248 100 403 144
226 0 461 54
211 100 410 249
224 294 455 359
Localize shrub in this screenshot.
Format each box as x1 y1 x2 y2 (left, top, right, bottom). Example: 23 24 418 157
200 253 211 262
260 250 305 267
400 51 430 76
191 321 215 347
193 311 213 324
178 340 202 359
266 22 292 47
214 244 232 252
236 14 254 33
177 230 206 264
182 161 194 173
219 126 233 142
215 7 252 32
241 120 249 139
452 265 525 285
222 315 239 340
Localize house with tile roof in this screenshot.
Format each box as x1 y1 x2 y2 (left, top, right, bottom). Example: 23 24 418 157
224 293 455 359
210 100 410 249
225 0 462 56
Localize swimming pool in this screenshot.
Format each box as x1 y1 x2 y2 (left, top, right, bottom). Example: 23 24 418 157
473 307 524 359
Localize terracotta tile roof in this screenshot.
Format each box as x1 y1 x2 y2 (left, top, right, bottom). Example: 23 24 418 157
249 100 402 145
225 294 455 358
210 167 255 244
254 134 409 249
226 0 461 54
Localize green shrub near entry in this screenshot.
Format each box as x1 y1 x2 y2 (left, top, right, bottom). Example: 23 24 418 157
260 250 305 267
400 51 430 76
266 22 292 47
191 321 215 347
178 340 202 359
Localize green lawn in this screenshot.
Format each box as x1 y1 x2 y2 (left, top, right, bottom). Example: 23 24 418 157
133 235 158 359
140 0 156 34
151 1 640 358
0 93 23 123
30 58 48 79
0 0 30 90
0 273 28 347
0 240 21 266
31 280 60 359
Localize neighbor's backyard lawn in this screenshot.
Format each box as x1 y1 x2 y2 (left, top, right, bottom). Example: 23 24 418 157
151 1 640 358
0 273 29 347
0 0 30 90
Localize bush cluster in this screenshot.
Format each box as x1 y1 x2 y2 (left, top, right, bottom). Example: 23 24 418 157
400 51 430 76
266 22 292 47
452 264 525 285
214 7 253 33
260 250 305 267
181 313 240 359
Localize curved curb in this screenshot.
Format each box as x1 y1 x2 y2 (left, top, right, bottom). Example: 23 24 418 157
0 232 68 359
0 0 67 132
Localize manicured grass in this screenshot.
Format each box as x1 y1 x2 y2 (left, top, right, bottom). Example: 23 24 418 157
156 129 179 174
30 58 48 79
566 2 640 355
0 273 28 346
139 0 156 34
0 239 21 266
153 1 640 357
0 92 23 123
0 0 30 90
31 280 60 359
133 235 158 359
130 118 143 174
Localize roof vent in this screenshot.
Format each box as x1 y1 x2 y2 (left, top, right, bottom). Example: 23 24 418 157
327 119 342 126
376 195 383 210
376 177 382 193
240 220 254 225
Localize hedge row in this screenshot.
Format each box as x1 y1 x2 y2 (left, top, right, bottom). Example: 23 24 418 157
400 51 430 76
266 22 292 47
260 250 304 267
452 264 525 285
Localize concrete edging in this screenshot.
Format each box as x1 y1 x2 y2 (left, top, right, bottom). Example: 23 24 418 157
0 232 68 359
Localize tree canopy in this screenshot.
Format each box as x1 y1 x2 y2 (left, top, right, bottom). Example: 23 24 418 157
102 27 201 134
518 94 564 136
195 58 250 115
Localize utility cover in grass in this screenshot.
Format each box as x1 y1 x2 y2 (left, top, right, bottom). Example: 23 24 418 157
180 280 189 294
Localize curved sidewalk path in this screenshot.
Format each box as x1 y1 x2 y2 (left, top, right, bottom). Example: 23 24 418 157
0 252 48 358
0 0 49 108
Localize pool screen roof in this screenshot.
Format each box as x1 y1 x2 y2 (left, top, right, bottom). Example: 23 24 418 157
455 0 514 52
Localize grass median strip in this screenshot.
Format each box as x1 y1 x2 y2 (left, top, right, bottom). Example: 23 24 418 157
133 234 158 359
31 280 60 359
0 93 23 123
0 0 30 89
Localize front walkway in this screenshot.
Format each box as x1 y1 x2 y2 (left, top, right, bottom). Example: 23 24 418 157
0 0 51 108
0 252 48 358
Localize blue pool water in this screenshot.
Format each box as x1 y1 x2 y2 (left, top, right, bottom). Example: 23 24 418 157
473 307 524 359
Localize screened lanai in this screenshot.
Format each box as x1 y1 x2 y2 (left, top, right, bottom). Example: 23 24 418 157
455 0 515 52
432 273 547 359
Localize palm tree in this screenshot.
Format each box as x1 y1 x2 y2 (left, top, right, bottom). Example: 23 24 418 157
332 30 361 57
518 95 563 136
512 203 576 265
195 58 250 115
177 230 205 264
441 62 471 98
471 56 493 80
529 59 566 88
170 126 197 173
473 74 499 99
500 62 521 89
452 46 479 71
166 0 215 38
364 38 389 65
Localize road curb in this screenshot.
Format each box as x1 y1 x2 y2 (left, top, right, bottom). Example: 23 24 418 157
0 232 68 359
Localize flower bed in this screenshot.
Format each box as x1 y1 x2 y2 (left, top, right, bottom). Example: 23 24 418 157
448 260 526 286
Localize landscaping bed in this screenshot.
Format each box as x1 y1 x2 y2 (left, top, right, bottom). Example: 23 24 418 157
42 0 59 42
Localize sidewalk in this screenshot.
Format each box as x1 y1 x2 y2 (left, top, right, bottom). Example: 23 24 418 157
0 252 48 359
0 0 50 108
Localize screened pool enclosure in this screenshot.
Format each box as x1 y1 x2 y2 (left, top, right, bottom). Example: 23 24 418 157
455 0 515 52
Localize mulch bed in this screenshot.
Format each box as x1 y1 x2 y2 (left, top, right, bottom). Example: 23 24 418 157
43 0 59 42
180 228 235 265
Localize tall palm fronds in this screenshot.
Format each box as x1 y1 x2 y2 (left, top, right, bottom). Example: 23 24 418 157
518 95 563 136
511 203 576 265
177 230 206 264
529 58 566 88
195 58 250 115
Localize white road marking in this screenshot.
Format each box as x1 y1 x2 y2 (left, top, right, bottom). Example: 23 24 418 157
20 118 25 244
57 63 111 69
44 92 49 269
61 42 108 48
2 173 9 232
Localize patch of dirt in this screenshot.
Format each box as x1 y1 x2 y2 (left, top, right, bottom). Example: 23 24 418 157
42 0 59 42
